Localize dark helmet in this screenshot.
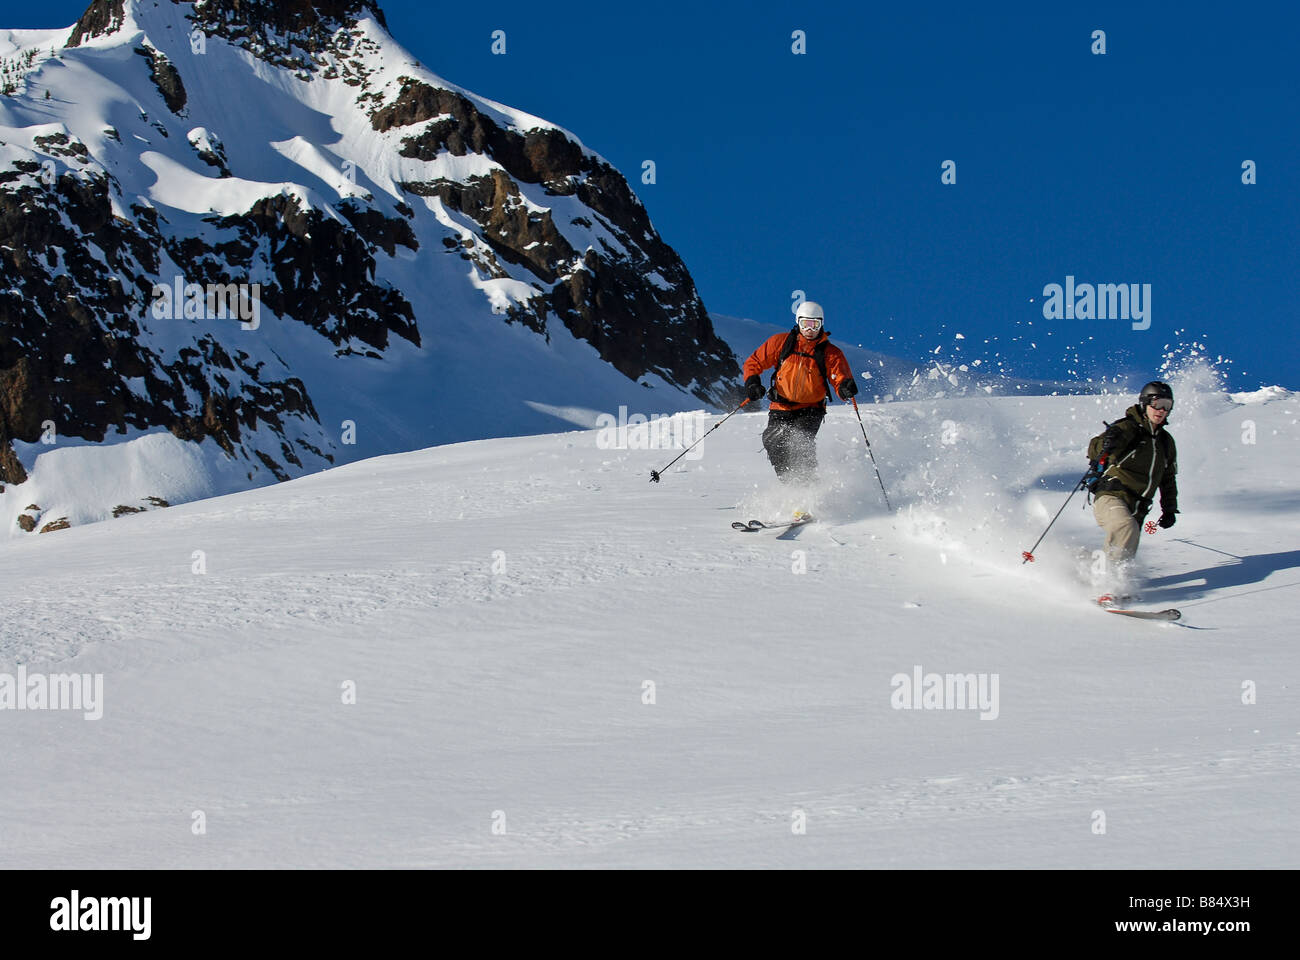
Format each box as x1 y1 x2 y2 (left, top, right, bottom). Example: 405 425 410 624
1139 380 1174 412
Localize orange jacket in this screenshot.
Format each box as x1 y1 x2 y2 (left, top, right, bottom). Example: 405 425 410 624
743 329 854 411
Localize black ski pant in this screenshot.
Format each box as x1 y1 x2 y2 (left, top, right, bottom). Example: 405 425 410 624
762 406 825 483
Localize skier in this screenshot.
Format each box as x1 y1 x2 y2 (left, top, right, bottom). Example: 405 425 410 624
1085 380 1179 568
742 301 858 484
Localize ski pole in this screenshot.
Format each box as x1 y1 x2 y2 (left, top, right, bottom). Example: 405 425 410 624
850 398 892 511
1021 469 1092 563
649 397 751 482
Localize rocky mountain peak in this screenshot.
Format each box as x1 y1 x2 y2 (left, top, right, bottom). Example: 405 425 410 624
2 0 739 533
192 0 389 30
66 0 126 47
67 0 389 48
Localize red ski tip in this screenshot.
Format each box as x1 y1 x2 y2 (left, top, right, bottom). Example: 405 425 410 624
1021 551 1035 563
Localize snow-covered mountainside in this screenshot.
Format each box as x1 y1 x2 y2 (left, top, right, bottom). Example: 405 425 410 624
0 0 737 528
1 385 1296 867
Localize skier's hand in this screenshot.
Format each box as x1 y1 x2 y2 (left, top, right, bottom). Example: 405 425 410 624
744 375 765 401
1158 511 1177 529
837 377 858 401
1082 459 1106 488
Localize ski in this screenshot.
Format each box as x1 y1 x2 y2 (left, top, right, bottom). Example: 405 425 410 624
1103 607 1181 621
1096 597 1181 621
731 515 816 533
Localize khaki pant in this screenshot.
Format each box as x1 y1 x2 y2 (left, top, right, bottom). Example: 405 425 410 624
1094 494 1142 564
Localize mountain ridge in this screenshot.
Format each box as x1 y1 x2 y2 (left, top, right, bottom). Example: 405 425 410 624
0 0 738 508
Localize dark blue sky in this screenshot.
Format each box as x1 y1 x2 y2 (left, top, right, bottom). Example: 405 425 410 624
13 1 1298 389
383 0 1297 391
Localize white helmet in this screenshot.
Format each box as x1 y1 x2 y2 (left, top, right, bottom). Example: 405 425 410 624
795 300 824 336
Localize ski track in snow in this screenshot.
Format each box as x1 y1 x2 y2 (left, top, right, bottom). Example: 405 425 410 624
417 741 1298 869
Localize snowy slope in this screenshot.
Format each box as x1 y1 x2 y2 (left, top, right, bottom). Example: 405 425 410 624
1 382 1296 868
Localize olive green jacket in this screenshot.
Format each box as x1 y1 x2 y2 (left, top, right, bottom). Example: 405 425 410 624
1096 405 1178 517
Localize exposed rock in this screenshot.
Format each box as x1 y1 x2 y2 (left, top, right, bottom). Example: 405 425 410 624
191 0 389 37
0 145 397 479
33 133 90 162
146 496 170 507
187 0 388 77
416 170 572 285
336 199 418 257
135 44 187 115
0 439 27 484
187 127 230 177
112 504 146 517
39 517 70 533
16 513 35 532
212 193 420 351
374 76 735 399
376 81 585 188
66 0 125 48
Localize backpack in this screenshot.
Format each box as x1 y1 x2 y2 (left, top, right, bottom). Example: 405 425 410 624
1087 419 1173 475
1086 425 1110 463
769 328 831 405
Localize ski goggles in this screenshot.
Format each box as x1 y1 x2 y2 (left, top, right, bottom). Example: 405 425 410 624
1147 398 1173 412
797 317 823 335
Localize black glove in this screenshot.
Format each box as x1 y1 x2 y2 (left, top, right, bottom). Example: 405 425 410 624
744 375 765 401
1158 511 1177 529
1082 459 1106 490
837 377 858 401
